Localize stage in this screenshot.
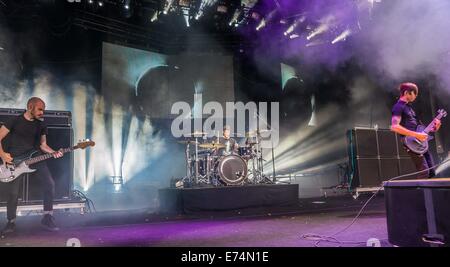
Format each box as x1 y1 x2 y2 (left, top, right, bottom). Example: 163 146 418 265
1 0 450 254
158 184 299 215
0 194 390 247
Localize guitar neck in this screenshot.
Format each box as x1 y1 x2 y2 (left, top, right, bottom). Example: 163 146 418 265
422 113 445 134
24 147 75 165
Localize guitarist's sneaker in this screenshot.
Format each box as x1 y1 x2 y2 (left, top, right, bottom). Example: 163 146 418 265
1 221 16 238
41 214 59 232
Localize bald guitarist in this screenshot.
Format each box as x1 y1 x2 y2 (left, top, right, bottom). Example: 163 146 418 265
0 97 63 237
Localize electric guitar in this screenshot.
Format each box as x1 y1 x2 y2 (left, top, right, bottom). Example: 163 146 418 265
0 140 95 183
403 109 447 154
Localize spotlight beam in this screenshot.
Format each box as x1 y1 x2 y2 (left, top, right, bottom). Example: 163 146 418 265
284 16 305 36
331 29 352 44
256 8 278 31
229 8 241 26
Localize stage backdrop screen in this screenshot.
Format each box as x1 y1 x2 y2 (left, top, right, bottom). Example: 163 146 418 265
102 42 235 118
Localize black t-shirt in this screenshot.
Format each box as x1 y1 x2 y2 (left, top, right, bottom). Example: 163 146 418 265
2 114 47 157
392 100 422 133
216 137 237 156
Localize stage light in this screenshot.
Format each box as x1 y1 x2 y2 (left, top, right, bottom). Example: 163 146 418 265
150 11 158 22
121 0 133 18
257 9 278 31
163 0 174 15
195 0 218 20
289 34 300 39
307 15 335 40
98 1 103 7
122 0 131 9
284 16 305 36
229 8 241 26
331 29 351 44
88 0 93 4
256 19 266 31
307 24 328 40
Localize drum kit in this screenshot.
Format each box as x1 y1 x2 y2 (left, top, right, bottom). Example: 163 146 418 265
177 130 271 187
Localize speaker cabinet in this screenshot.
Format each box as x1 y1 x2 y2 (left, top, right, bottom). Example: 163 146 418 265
353 158 400 188
378 129 398 157
379 158 399 182
348 128 417 188
353 129 378 157
27 126 73 201
384 178 450 247
354 158 380 187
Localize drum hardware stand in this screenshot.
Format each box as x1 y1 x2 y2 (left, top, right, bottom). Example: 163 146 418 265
254 110 276 184
179 132 207 187
182 141 192 187
194 134 199 185
192 132 209 185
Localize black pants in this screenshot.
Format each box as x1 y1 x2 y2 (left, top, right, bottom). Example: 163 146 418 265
5 161 55 221
406 148 435 179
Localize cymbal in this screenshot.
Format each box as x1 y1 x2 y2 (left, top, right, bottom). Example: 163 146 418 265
199 143 226 149
177 140 199 145
186 131 207 136
210 133 244 138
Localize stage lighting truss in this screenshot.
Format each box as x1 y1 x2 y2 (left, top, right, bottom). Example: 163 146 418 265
69 0 260 30
157 0 255 28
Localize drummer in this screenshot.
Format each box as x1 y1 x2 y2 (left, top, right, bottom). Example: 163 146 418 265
214 125 239 156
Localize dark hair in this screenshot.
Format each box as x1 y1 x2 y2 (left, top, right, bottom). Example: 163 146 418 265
398 83 418 96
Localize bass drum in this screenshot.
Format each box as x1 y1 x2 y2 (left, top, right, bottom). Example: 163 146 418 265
216 155 248 185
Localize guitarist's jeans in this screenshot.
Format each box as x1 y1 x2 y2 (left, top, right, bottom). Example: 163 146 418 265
406 148 435 179
5 161 55 221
